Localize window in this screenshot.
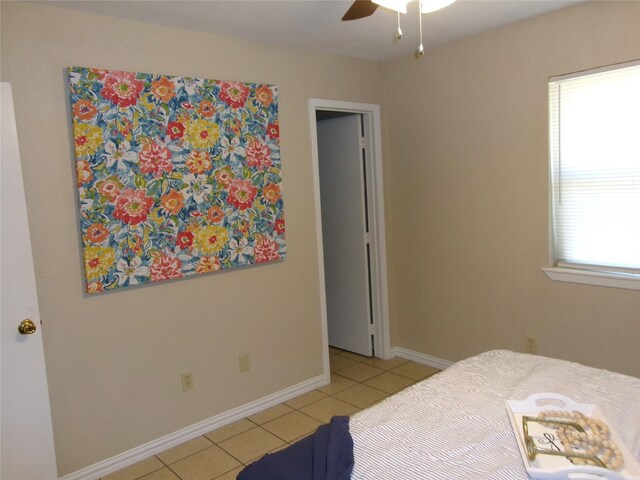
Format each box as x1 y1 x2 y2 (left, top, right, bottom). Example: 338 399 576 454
545 61 640 290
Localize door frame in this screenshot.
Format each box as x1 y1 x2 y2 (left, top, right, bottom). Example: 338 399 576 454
308 99 391 377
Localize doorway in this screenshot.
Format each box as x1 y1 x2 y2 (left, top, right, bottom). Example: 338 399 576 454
308 99 390 373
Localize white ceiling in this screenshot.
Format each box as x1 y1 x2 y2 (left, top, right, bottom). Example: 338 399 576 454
38 0 585 62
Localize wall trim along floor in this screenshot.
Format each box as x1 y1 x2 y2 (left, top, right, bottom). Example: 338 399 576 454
391 347 455 371
60 373 329 480
59 347 451 480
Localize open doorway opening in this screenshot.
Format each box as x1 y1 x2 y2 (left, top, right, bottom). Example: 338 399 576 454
308 99 391 376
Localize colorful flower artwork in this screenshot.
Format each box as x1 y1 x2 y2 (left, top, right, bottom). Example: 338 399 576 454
69 67 285 293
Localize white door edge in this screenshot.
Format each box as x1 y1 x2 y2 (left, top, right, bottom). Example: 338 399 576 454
1 81 59 480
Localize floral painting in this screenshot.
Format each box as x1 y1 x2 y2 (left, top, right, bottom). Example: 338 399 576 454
69 67 285 294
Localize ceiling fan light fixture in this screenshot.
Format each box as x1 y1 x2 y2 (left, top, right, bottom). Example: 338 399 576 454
420 0 456 14
372 0 409 14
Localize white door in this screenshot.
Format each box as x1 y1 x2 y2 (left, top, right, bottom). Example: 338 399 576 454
317 114 372 356
1 82 59 480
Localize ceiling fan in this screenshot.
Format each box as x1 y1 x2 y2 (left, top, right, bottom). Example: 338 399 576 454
342 0 456 56
342 0 456 21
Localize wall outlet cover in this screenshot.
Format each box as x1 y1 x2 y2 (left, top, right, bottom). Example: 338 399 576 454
181 372 194 391
239 354 251 373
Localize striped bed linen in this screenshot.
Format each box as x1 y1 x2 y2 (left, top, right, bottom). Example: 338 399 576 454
349 350 640 479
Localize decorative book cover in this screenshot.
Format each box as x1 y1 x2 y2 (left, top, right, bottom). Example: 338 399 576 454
69 67 285 293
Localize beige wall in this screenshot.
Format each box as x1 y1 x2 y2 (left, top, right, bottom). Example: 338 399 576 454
0 2 384 475
3 0 640 476
384 1 640 377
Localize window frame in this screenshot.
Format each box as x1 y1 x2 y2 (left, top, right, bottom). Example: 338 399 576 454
544 60 640 291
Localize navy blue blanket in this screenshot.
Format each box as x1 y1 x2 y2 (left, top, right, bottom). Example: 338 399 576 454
236 416 354 480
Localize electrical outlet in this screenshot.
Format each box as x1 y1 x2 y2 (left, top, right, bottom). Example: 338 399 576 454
181 372 194 391
525 336 538 354
239 354 251 373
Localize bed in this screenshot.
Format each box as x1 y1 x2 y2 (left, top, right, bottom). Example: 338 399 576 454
239 350 640 480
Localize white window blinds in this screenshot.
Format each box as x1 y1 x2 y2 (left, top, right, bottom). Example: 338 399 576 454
549 61 640 275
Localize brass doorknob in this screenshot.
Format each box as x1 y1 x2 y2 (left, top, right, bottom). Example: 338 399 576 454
18 319 37 335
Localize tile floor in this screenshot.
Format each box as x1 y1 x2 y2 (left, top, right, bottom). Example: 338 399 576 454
102 348 439 480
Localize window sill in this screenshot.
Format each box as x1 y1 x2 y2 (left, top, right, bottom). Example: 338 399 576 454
542 267 640 291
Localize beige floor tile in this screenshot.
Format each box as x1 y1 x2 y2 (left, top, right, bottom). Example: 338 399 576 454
391 361 439 381
213 466 244 480
284 389 328 409
218 427 285 464
299 397 358 423
362 356 409 371
102 457 164 480
317 374 357 395
261 410 322 443
335 351 369 362
335 362 384 382
156 436 214 465
328 346 341 354
169 445 240 480
248 403 293 425
332 383 389 409
205 419 255 443
363 371 415 394
139 467 181 480
329 355 358 372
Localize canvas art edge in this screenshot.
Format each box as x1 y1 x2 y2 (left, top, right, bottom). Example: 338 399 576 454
68 66 286 295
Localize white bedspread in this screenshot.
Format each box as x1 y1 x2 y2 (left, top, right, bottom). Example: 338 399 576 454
349 350 640 479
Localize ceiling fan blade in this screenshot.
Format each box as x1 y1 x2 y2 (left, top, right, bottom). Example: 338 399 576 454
342 0 378 21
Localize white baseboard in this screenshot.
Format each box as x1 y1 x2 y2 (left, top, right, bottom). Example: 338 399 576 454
59 348 449 480
60 372 329 480
389 347 454 371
